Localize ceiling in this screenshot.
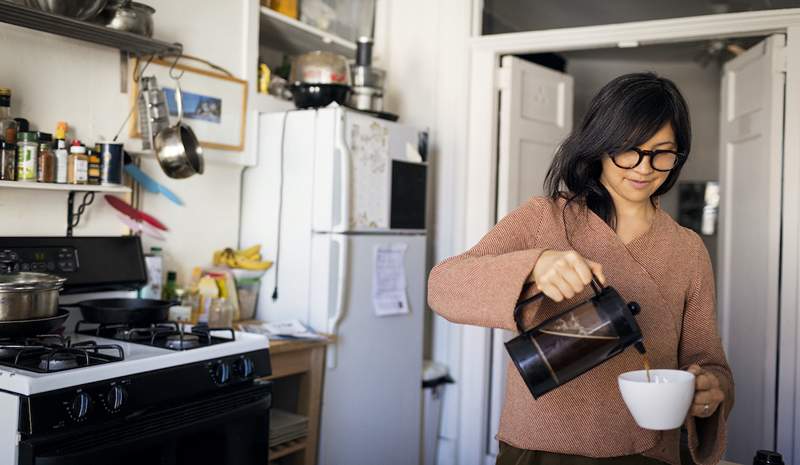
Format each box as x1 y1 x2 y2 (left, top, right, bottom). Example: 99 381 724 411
483 0 800 34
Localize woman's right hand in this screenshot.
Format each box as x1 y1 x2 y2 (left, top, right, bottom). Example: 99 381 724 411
530 250 606 302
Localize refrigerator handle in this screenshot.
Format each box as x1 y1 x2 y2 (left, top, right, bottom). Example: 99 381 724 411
327 234 349 368
333 113 351 232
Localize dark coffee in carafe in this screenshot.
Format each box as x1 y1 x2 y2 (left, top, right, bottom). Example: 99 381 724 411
505 278 646 399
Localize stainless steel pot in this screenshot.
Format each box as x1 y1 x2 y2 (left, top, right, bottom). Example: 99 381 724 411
94 1 155 37
0 261 65 322
24 0 108 20
154 79 204 179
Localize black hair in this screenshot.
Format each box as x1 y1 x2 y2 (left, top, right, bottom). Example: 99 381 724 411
544 72 691 227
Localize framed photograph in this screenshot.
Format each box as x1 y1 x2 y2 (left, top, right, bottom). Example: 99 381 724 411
130 59 248 152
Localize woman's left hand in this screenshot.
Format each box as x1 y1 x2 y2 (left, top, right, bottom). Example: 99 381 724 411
687 364 725 418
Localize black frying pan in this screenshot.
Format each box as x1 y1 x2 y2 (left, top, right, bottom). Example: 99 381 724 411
0 309 70 337
76 298 174 325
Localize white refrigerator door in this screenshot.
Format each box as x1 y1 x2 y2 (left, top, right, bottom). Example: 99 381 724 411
311 232 425 465
240 110 318 323
312 108 424 234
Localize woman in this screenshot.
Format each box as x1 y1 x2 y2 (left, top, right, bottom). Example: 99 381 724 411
428 73 733 465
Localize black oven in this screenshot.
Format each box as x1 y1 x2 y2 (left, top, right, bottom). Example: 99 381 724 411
17 351 272 465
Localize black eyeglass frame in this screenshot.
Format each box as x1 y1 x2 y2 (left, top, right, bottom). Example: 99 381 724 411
609 147 687 172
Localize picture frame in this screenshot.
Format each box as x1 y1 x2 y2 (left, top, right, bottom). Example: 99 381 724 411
130 59 248 152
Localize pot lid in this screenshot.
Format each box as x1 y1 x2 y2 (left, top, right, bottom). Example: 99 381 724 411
0 271 66 292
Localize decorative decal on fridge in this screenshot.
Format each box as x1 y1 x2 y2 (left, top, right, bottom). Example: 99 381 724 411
350 120 390 228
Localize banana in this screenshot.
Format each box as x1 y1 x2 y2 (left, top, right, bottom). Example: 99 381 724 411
212 245 272 271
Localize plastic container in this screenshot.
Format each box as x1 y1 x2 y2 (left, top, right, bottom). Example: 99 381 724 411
422 361 453 465
235 277 261 321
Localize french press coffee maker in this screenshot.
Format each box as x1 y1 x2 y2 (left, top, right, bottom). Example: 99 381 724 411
505 278 646 399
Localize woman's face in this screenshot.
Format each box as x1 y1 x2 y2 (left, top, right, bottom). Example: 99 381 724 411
600 123 676 206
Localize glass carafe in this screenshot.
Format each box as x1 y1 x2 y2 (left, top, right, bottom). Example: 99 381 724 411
505 279 646 399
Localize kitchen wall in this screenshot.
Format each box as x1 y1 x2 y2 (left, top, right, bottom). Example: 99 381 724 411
373 1 475 464
0 0 257 284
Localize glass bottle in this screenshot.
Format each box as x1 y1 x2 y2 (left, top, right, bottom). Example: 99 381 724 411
162 271 178 301
36 132 55 183
53 122 68 184
87 145 101 185
0 141 15 181
208 297 234 328
0 88 18 144
68 141 88 185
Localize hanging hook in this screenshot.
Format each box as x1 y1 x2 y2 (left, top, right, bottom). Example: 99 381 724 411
133 55 155 82
169 53 185 80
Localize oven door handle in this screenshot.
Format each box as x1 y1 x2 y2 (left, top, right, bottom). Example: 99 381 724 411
21 389 270 464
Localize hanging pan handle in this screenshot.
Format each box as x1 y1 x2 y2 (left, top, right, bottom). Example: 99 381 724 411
513 275 604 333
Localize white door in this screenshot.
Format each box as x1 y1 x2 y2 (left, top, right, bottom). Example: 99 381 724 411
718 34 786 464
485 56 573 463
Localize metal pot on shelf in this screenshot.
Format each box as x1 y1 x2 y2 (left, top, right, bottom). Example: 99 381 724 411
0 255 65 322
290 51 352 109
348 36 386 112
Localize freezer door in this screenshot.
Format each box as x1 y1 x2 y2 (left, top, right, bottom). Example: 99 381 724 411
312 108 427 234
312 233 426 465
240 110 318 323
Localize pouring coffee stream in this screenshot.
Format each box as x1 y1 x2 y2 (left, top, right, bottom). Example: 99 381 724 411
505 277 649 399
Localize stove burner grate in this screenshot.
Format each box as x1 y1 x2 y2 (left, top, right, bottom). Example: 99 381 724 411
0 336 125 373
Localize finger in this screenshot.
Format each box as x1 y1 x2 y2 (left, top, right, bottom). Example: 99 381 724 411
565 252 593 285
551 275 576 300
586 260 606 285
690 404 712 418
557 264 586 294
696 374 714 391
686 364 703 376
693 390 715 405
539 283 564 302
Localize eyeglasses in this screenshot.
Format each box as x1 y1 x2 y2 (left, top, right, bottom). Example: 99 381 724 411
610 147 686 172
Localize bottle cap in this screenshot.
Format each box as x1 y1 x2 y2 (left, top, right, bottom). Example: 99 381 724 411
18 132 38 142
69 141 86 154
0 141 16 150
754 450 784 465
55 122 68 140
37 132 52 143
0 88 9 97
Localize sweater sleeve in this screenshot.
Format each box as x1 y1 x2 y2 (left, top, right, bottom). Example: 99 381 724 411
427 198 548 331
679 234 734 465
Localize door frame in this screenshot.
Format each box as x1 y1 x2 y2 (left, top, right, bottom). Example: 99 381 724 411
461 9 800 465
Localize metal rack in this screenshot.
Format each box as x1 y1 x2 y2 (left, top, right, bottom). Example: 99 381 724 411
0 0 182 57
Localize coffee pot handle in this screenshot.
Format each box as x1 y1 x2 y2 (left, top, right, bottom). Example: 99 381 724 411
513 275 604 333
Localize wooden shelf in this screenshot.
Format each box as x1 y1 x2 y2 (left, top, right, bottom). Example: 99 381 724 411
0 180 131 193
0 0 182 56
269 438 307 461
259 6 356 57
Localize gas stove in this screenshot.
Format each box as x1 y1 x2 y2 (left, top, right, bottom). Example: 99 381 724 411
0 326 270 396
0 237 272 465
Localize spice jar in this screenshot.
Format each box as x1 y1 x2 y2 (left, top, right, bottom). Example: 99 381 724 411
16 132 38 182
36 132 56 183
87 145 101 185
68 141 88 185
0 141 15 181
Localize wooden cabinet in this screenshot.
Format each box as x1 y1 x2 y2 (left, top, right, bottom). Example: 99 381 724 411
260 337 333 465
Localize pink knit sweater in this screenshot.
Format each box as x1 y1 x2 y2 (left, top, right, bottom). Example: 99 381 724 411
428 196 733 465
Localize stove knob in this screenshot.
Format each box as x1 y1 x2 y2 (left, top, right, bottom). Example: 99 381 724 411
213 362 231 385
70 392 91 419
105 385 127 411
234 357 255 378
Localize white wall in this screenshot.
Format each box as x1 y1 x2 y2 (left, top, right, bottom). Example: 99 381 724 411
374 1 476 464
0 0 255 284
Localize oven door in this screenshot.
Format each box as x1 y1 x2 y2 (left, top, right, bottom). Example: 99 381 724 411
18 382 271 465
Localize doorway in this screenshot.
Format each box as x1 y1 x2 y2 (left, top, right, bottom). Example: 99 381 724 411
459 10 800 465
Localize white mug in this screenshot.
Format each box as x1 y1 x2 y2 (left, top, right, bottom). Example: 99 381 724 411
618 369 695 430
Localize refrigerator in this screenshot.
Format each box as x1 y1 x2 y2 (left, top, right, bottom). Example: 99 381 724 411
240 107 428 465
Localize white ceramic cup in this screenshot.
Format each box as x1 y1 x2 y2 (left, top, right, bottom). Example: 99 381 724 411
618 369 696 430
